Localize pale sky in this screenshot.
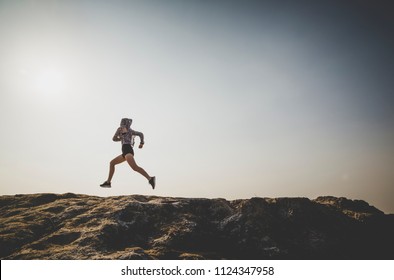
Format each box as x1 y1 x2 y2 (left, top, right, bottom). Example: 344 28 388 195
1 0 393 213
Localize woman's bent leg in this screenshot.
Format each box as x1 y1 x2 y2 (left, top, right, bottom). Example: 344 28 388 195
107 155 126 182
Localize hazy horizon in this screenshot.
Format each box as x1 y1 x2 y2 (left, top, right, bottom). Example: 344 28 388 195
1 0 393 213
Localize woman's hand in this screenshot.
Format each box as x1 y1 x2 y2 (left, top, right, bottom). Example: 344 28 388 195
138 143 144 149
113 127 123 142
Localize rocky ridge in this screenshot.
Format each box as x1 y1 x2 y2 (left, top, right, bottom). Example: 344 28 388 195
0 193 393 259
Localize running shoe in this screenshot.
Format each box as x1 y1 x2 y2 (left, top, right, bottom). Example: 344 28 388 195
149 176 156 189
100 181 111 188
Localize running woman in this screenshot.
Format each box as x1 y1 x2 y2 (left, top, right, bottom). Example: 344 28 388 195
100 118 156 189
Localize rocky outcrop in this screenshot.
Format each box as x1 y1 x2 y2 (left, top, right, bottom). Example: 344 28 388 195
0 193 393 259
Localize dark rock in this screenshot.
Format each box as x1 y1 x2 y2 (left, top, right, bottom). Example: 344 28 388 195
0 193 393 259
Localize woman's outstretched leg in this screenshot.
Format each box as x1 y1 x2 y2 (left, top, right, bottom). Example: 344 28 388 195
125 154 155 189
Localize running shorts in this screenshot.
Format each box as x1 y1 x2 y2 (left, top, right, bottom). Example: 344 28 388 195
122 144 134 158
